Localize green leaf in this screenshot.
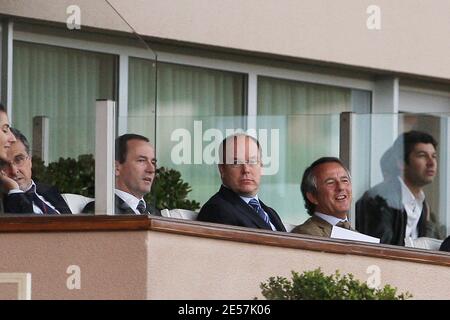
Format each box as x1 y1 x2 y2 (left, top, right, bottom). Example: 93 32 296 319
258 268 412 300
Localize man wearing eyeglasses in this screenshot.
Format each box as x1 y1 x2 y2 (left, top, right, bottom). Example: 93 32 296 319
198 133 285 231
0 128 72 214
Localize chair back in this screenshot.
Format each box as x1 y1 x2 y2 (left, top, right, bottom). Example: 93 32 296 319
160 208 198 220
283 223 297 232
406 237 444 251
61 193 94 214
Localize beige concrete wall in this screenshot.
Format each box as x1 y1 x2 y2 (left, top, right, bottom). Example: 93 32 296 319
148 231 450 300
0 231 148 299
0 229 449 299
0 0 449 80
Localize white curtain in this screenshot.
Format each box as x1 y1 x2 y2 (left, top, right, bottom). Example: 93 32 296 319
12 41 115 161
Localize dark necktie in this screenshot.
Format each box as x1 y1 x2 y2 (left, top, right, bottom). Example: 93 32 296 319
336 220 352 230
248 198 271 227
26 187 58 215
136 200 147 214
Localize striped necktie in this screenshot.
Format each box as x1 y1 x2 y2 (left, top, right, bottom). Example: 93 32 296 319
136 200 147 214
248 198 271 227
336 220 352 230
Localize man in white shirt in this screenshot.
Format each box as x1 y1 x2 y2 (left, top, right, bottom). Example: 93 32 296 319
356 130 441 246
83 134 160 215
291 157 354 237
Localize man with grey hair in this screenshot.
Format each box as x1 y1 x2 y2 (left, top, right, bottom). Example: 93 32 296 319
198 133 285 231
0 127 72 214
291 157 353 237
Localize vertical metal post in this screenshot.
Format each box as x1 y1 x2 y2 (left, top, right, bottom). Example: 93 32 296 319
371 77 399 185
246 72 257 130
339 112 353 171
439 116 450 236
95 100 116 215
340 111 356 226
117 54 128 135
32 116 49 165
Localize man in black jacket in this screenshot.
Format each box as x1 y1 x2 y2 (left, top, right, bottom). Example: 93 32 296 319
356 131 441 246
197 133 285 232
0 128 71 214
82 134 160 216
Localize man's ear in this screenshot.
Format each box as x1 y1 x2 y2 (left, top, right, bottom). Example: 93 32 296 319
218 164 225 179
306 192 318 205
115 160 121 177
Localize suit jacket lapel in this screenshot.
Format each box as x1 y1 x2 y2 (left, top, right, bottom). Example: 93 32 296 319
311 215 333 237
115 195 136 214
219 186 274 230
35 183 72 214
259 200 285 231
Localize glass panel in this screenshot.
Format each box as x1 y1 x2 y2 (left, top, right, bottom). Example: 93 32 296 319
353 113 448 249
137 112 448 250
156 63 245 205
257 76 353 224
0 115 94 215
128 61 246 205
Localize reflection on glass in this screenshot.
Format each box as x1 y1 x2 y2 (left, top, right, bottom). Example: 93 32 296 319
356 118 446 248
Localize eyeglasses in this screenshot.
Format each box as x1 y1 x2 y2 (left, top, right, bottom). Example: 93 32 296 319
0 154 29 168
226 159 261 168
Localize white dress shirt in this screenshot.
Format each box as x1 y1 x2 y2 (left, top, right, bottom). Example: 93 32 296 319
314 212 349 226
399 177 425 241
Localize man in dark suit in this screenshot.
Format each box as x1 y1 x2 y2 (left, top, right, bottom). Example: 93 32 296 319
291 157 354 237
82 134 160 216
197 133 285 231
356 131 441 246
440 236 450 252
0 128 71 214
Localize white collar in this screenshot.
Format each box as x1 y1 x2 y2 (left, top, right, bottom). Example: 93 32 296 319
398 177 425 205
115 189 145 214
314 212 348 226
23 180 36 193
240 194 259 204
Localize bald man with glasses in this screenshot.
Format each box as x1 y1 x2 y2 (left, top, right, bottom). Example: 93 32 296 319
197 133 286 231
0 128 71 214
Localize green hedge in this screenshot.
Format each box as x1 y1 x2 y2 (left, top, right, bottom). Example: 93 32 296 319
259 268 412 300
